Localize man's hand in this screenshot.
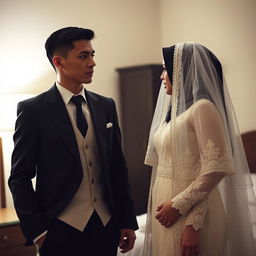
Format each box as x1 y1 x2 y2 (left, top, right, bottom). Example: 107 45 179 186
180 225 200 256
119 229 136 253
155 201 181 228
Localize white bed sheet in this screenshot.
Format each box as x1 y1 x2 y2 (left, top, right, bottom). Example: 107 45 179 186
250 174 256 240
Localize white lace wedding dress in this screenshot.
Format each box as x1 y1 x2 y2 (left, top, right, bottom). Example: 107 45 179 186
151 99 234 256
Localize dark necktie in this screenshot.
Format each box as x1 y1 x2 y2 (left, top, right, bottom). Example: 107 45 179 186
70 95 88 137
165 105 172 123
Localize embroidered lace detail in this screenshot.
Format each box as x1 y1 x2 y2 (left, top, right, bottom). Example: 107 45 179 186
170 140 232 216
171 43 184 174
171 43 183 120
156 138 232 179
172 181 207 215
185 199 208 231
201 140 233 175
156 147 200 179
156 165 173 178
178 148 200 178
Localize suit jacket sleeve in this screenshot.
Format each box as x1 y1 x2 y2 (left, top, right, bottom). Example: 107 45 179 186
8 101 46 244
109 99 138 230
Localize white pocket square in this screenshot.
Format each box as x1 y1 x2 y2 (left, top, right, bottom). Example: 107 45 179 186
106 122 113 128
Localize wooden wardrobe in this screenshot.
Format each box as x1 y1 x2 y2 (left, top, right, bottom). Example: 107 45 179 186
117 64 162 215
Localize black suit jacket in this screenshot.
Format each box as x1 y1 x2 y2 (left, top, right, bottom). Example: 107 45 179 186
8 85 138 245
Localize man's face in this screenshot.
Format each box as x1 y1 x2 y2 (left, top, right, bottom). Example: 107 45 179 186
59 40 96 84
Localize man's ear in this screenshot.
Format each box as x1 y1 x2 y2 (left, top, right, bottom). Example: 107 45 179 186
52 56 64 69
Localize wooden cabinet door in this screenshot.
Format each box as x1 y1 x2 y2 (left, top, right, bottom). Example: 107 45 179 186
117 64 162 214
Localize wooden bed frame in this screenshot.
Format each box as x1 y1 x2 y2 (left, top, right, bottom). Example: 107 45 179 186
241 130 256 173
0 137 6 208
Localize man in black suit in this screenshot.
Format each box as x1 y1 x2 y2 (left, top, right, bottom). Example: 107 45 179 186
8 27 138 256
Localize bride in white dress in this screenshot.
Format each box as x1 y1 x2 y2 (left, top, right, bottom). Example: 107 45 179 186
143 42 256 256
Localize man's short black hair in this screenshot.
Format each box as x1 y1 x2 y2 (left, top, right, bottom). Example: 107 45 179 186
45 27 94 68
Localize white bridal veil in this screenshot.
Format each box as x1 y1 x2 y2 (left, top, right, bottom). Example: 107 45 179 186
144 42 256 255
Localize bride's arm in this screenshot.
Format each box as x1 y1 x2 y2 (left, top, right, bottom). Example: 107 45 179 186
171 100 234 218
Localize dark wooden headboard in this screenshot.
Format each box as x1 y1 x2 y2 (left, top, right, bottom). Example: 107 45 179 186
0 137 6 208
241 131 256 173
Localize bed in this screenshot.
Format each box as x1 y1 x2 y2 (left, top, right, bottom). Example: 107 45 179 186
242 131 256 241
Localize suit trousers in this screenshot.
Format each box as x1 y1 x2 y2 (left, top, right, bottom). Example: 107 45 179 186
39 211 119 256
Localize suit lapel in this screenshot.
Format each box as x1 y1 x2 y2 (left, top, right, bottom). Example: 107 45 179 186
44 85 81 163
85 89 108 167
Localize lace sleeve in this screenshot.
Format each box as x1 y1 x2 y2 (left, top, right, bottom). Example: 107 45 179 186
171 100 234 225
191 99 234 176
171 172 225 215
185 198 208 231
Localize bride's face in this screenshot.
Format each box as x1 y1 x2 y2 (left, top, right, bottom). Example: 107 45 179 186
161 62 172 95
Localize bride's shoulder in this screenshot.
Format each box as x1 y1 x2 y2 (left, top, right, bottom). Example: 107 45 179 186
189 99 221 125
191 98 217 113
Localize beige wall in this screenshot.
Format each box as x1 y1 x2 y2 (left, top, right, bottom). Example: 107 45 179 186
0 0 161 208
160 0 256 132
0 0 161 100
1 0 255 208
